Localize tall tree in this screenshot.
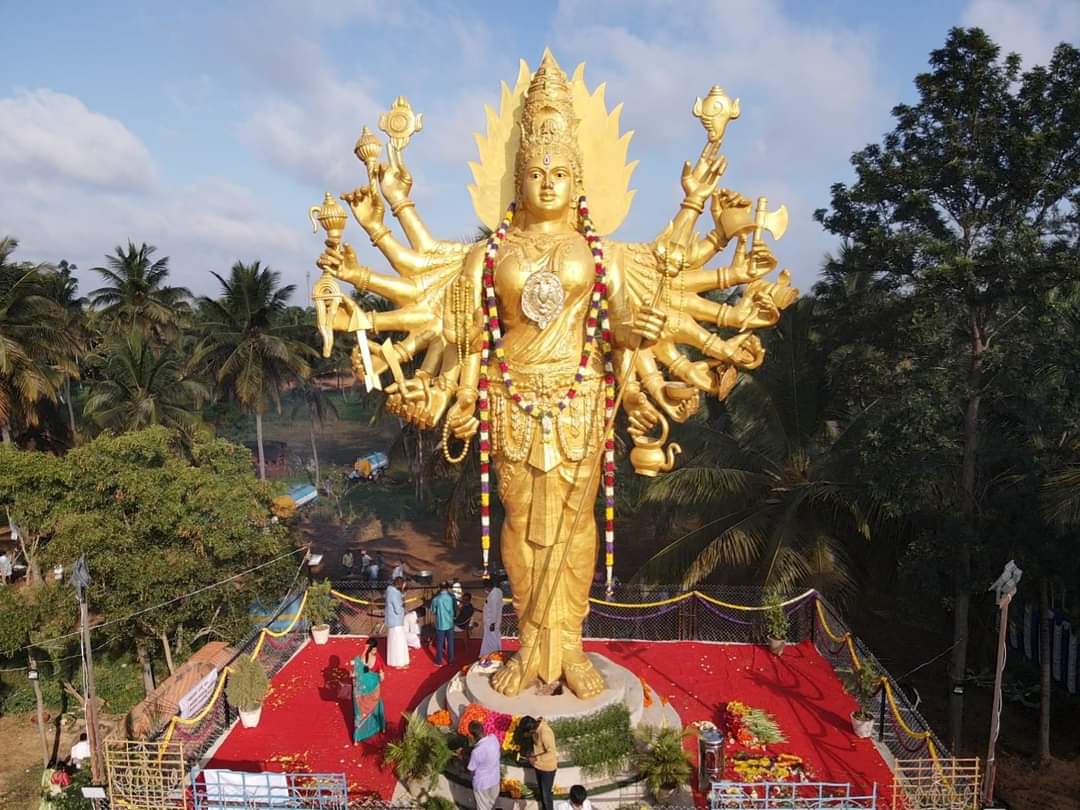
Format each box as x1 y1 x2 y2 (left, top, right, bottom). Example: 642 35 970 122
194 261 314 480
633 299 871 594
290 380 338 488
83 332 208 433
815 28 1080 749
40 260 91 442
90 242 191 341
0 238 81 446
37 428 297 680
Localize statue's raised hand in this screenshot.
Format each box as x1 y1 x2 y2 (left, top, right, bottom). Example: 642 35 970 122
681 154 728 205
380 159 413 207
317 243 372 296
342 185 385 231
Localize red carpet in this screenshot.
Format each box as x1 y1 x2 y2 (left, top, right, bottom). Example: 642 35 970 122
207 637 894 804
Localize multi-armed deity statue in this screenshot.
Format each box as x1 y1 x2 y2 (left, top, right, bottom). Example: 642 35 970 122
312 52 797 701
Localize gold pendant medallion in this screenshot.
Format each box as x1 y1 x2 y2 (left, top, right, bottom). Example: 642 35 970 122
520 259 565 329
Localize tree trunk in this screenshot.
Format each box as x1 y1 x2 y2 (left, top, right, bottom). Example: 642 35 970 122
19 534 42 586
135 641 156 697
1 423 12 445
255 411 267 481
1037 577 1052 764
65 377 78 445
948 307 984 753
29 652 50 768
158 632 176 675
309 406 321 488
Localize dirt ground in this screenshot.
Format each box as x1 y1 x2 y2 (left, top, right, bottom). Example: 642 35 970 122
0 712 102 809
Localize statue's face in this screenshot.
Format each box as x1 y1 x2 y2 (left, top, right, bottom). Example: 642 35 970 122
521 156 574 219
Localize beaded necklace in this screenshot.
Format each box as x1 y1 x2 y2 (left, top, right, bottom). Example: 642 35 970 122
476 197 617 592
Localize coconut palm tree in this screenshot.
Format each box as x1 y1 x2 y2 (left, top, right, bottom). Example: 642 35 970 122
632 298 872 597
83 332 208 433
90 242 191 341
0 237 79 445
290 379 339 488
40 259 92 441
194 261 315 479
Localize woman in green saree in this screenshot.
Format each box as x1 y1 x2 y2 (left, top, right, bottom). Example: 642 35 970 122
352 657 385 743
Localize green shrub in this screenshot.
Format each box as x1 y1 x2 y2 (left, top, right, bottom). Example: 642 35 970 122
762 590 790 641
385 712 452 789
841 664 880 721
632 726 692 798
550 703 633 777
305 580 336 628
225 656 268 712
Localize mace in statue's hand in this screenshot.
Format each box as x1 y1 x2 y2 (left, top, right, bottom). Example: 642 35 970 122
317 244 375 298
446 389 479 441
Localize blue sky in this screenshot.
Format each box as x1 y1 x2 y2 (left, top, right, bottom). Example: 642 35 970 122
2 0 1077 299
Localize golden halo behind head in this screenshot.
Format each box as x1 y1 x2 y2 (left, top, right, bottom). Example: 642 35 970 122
468 49 637 236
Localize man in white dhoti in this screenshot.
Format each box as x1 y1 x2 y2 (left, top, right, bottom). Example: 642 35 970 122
479 581 504 657
385 577 409 668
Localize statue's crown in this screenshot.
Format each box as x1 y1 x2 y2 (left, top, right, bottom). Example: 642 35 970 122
516 50 582 187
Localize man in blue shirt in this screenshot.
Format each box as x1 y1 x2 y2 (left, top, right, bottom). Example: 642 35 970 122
431 581 456 665
385 577 408 668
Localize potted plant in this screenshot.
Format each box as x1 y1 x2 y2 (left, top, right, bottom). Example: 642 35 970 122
227 656 269 728
385 712 453 798
306 579 335 645
632 726 692 803
763 592 790 656
842 664 880 738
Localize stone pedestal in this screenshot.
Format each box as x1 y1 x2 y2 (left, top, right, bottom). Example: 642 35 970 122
403 653 683 809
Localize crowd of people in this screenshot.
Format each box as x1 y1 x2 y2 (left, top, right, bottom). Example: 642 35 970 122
382 577 505 669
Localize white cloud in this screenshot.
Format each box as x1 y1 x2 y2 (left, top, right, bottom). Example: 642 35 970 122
0 90 311 297
0 89 159 192
963 0 1080 68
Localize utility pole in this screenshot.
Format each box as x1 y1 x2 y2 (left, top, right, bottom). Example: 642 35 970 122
72 556 105 784
982 560 1022 808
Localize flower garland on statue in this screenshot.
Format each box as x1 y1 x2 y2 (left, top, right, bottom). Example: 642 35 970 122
477 198 617 591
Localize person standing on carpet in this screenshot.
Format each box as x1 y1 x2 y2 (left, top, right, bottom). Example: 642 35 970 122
466 720 501 810
479 579 504 657
351 658 385 743
431 581 456 665
361 637 383 680
385 577 409 668
518 716 557 810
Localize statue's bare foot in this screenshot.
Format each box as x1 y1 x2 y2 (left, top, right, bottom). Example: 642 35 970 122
490 652 537 696
563 656 605 699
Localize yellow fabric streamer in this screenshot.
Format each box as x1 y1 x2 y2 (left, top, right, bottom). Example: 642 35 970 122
693 588 816 612
588 591 694 608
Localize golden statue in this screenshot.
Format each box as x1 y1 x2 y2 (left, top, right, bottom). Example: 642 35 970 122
312 51 798 699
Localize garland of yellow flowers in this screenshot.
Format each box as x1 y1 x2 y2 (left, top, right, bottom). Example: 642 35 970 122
476 198 617 589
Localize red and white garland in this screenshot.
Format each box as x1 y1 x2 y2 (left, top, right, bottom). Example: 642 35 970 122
476 197 617 591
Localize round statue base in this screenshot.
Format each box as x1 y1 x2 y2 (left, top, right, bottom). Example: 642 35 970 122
403 653 683 808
